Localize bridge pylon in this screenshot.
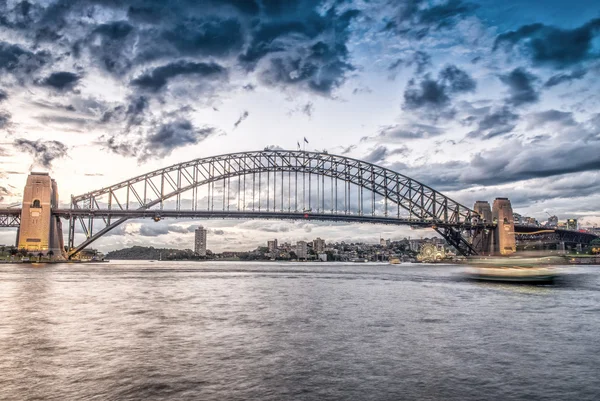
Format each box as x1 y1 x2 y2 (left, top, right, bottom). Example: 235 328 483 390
492 198 516 256
17 173 66 260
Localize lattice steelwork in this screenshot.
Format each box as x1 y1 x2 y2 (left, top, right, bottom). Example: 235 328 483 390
0 210 20 227
67 150 483 257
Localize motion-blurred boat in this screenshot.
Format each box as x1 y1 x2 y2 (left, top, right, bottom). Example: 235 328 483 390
465 256 563 284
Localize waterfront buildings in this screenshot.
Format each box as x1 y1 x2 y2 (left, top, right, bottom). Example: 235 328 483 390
194 226 207 256
267 239 278 253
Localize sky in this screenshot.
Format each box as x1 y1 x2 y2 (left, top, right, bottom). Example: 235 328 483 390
1 0 600 252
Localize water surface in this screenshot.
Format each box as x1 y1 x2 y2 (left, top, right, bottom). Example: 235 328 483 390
1 261 599 400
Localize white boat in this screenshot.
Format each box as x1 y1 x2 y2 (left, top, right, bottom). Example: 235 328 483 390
465 256 563 283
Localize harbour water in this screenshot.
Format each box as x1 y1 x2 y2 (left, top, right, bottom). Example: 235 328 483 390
1 261 600 400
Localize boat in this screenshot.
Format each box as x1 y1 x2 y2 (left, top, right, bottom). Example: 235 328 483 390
466 266 557 283
465 256 563 284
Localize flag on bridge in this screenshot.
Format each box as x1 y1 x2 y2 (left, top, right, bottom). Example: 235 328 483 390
304 137 309 144
297 141 301 150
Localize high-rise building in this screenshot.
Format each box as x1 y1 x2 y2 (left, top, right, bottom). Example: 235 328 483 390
267 239 278 253
313 237 325 253
194 226 207 256
296 241 308 259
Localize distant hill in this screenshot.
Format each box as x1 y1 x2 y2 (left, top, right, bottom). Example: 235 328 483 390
105 246 198 260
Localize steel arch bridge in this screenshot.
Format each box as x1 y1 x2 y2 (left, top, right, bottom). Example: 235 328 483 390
65 149 485 257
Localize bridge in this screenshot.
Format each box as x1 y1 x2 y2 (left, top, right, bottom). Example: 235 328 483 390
0 149 597 259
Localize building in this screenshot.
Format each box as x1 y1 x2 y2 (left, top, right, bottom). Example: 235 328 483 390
17 172 65 258
194 226 207 256
567 219 578 231
296 241 308 259
546 215 558 227
267 239 278 253
313 237 325 253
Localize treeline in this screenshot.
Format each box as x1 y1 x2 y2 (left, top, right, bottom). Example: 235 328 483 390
105 246 205 260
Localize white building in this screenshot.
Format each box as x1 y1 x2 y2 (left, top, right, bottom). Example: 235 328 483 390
296 241 308 259
267 239 278 253
194 226 207 256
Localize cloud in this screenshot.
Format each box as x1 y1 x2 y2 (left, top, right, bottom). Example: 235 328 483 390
363 146 409 164
0 111 10 130
105 119 218 161
131 61 227 92
39 71 81 91
233 110 249 129
403 64 476 113
499 68 539 106
544 69 587 88
0 41 48 77
388 50 431 78
374 123 445 141
13 138 68 168
0 89 7 102
494 18 600 68
383 0 478 39
249 7 360 95
467 107 519 140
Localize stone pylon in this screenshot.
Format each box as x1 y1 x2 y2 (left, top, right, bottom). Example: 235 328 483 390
492 198 516 256
17 173 66 259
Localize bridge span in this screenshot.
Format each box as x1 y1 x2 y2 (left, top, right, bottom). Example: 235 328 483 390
0 149 597 259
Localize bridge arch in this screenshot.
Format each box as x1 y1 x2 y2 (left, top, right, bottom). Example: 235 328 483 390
67 150 481 256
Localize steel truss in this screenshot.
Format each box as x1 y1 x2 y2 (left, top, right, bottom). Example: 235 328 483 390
0 210 20 227
68 149 483 257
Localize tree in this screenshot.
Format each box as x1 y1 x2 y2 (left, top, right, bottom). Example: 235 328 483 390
37 252 44 262
48 250 54 261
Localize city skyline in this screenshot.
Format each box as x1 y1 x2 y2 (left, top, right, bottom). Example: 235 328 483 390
1 0 600 252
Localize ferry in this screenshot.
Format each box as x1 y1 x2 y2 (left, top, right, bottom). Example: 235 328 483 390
465 256 564 284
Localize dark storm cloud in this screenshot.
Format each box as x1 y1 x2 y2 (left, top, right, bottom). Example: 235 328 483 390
527 110 577 128
388 51 431 78
101 96 149 131
439 65 476 93
494 18 600 68
13 138 68 168
544 69 587 88
247 7 360 95
161 18 244 58
105 119 218 162
374 123 444 141
0 41 48 76
131 61 227 92
40 71 80 90
499 68 539 106
144 120 216 159
383 0 478 39
0 89 7 102
363 146 409 164
467 107 519 140
404 78 449 109
401 135 600 192
403 65 475 112
233 110 249 129
0 111 11 130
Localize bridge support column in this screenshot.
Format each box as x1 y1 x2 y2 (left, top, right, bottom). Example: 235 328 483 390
473 201 493 255
17 173 66 260
492 198 516 256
